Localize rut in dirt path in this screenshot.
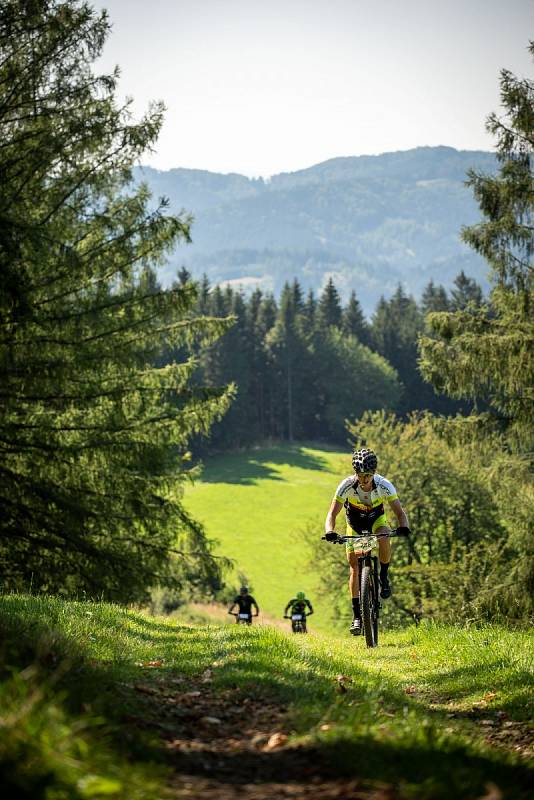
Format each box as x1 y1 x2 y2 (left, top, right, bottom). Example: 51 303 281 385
126 671 397 800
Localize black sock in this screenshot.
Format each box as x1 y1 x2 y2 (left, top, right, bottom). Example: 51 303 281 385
380 562 390 581
352 597 361 618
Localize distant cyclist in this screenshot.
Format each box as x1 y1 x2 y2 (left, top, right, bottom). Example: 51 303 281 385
284 591 314 632
228 586 259 624
324 448 410 636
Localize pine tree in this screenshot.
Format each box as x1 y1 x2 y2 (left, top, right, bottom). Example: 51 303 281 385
252 293 277 438
290 278 304 313
421 280 450 314
317 277 342 328
371 286 457 414
420 44 534 450
449 270 484 310
196 274 212 315
342 290 371 344
304 289 317 321
265 284 309 441
0 1 232 599
256 293 278 336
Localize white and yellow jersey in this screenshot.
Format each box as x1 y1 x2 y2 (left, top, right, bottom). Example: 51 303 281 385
334 474 398 533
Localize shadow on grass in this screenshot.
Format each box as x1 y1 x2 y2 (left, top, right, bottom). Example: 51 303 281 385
0 596 216 762
208 630 533 799
199 445 332 485
319 735 532 799
419 661 534 720
167 733 532 799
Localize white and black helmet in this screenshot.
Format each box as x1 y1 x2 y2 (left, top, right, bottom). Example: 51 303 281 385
351 448 377 473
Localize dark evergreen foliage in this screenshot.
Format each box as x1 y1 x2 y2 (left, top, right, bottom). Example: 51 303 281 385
182 270 476 450
421 280 450 314
449 270 484 310
0 0 232 600
317 277 343 328
342 290 371 345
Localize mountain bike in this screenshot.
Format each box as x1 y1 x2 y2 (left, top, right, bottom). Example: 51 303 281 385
229 611 258 625
322 530 407 648
283 612 309 633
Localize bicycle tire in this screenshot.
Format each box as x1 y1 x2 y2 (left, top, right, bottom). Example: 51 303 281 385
361 565 377 648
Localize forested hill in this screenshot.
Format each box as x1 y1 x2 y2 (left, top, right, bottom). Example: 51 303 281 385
137 146 496 314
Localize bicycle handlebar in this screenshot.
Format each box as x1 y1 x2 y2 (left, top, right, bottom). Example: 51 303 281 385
228 611 259 616
322 530 410 545
284 611 313 618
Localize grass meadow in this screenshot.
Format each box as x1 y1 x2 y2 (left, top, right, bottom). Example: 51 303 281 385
182 443 350 629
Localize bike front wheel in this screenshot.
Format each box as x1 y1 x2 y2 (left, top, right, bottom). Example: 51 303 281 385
361 565 378 648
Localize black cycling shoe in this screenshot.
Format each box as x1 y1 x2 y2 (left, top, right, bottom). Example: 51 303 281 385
380 577 391 599
350 618 362 635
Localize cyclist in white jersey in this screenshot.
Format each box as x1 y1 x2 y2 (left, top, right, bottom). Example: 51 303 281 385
324 448 410 635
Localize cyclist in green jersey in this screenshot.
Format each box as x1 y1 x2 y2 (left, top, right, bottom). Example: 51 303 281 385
324 448 410 635
284 592 313 617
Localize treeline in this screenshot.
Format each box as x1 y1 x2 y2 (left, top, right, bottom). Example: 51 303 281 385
166 270 483 450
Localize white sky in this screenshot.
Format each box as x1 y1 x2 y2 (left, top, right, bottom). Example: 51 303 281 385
95 0 534 177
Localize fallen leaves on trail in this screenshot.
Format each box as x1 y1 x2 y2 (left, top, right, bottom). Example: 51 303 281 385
263 732 288 751
477 783 503 800
335 674 352 693
250 733 270 748
123 672 403 799
137 660 163 668
169 775 396 800
481 718 534 758
134 684 160 696
473 691 498 708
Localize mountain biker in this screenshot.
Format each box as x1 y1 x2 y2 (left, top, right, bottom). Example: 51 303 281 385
284 591 314 632
324 448 410 636
228 586 259 624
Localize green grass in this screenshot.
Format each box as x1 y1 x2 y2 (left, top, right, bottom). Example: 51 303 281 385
1 595 532 799
183 443 349 628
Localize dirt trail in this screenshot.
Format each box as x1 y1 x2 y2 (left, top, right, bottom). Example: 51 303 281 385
181 603 297 633
127 672 395 800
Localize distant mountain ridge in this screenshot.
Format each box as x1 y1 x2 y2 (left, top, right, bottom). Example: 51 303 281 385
136 146 496 314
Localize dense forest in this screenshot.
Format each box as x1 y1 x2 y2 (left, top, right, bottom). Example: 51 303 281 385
166 269 482 449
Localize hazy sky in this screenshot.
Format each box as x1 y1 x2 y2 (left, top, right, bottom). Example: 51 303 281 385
95 0 534 177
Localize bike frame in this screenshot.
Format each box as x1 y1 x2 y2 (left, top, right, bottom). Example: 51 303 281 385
230 612 257 625
323 531 404 648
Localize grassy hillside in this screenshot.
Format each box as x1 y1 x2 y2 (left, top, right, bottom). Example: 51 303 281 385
0 595 532 799
182 444 349 629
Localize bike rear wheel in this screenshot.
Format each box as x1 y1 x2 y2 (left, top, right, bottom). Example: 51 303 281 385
361 565 378 647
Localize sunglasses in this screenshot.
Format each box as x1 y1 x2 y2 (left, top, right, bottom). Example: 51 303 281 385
356 471 373 479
